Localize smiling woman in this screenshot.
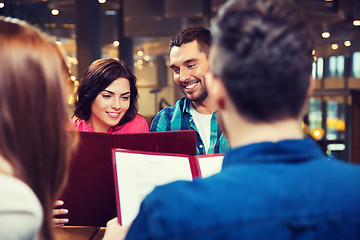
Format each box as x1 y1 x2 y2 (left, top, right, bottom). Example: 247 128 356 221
72 58 149 133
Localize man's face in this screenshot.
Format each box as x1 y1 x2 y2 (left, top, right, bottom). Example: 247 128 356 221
169 40 209 103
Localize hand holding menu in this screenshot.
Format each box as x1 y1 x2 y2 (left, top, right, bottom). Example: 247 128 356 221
112 149 224 225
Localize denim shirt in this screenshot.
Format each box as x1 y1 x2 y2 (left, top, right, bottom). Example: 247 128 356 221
150 97 229 155
125 138 360 240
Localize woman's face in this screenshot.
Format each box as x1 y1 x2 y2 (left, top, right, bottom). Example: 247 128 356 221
88 77 131 132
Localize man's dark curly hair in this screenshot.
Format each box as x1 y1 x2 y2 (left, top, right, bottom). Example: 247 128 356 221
211 0 314 122
170 26 212 57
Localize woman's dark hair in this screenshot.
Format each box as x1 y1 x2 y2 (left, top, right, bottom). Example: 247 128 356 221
73 58 139 127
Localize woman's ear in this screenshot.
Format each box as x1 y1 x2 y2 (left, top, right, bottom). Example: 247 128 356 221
206 72 226 110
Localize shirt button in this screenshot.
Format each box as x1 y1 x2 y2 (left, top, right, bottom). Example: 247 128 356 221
199 145 203 149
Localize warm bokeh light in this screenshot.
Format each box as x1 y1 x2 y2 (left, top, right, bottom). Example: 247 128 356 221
137 50 144 56
344 40 351 47
310 128 324 140
144 55 150 61
331 43 338 50
312 50 316 55
113 40 120 47
327 118 345 131
353 20 360 26
51 9 59 16
0 3 4 8
98 0 106 3
322 32 330 38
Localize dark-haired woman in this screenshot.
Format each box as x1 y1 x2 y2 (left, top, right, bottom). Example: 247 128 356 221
73 58 149 133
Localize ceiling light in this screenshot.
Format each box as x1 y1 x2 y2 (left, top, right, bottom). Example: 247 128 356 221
331 44 338 50
51 9 59 16
98 0 106 3
354 20 360 26
0 3 4 8
113 40 120 47
322 32 330 38
344 41 351 47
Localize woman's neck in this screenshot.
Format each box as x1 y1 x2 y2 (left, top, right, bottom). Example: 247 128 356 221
86 119 110 133
0 155 13 176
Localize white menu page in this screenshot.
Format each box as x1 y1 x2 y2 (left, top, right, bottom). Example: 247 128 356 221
114 151 193 225
197 155 224 178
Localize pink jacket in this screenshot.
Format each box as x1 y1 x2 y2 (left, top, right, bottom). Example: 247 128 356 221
72 114 149 134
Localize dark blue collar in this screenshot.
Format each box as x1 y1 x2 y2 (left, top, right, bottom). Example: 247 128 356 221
223 138 325 168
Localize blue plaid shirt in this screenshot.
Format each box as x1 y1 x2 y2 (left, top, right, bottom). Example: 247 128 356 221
150 97 229 155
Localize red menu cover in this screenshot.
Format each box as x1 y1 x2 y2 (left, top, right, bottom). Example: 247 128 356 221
60 132 114 227
112 130 196 155
112 149 224 226
60 130 197 226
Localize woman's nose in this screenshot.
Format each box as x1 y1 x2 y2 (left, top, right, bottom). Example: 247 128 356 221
112 98 121 110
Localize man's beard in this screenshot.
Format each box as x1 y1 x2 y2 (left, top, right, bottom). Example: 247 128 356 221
185 85 208 103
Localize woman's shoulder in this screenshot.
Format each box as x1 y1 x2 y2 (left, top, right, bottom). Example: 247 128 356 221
71 118 94 132
133 114 148 122
0 174 43 239
129 114 149 128
113 114 149 134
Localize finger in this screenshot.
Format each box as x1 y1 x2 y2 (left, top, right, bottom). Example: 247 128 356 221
53 218 69 227
106 217 119 227
53 208 68 216
54 200 64 207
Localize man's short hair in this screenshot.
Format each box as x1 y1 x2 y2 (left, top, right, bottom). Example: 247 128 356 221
170 26 212 57
211 0 314 122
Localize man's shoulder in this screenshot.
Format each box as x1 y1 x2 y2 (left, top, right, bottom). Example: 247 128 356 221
156 97 187 117
136 174 256 238
150 97 188 131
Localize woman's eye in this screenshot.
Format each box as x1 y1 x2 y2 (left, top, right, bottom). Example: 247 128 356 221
121 96 130 101
102 94 111 99
188 64 195 69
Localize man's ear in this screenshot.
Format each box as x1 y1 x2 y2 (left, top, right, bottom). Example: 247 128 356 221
307 75 315 98
206 72 226 110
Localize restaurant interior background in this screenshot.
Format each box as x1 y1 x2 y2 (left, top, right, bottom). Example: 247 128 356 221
1 0 360 162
